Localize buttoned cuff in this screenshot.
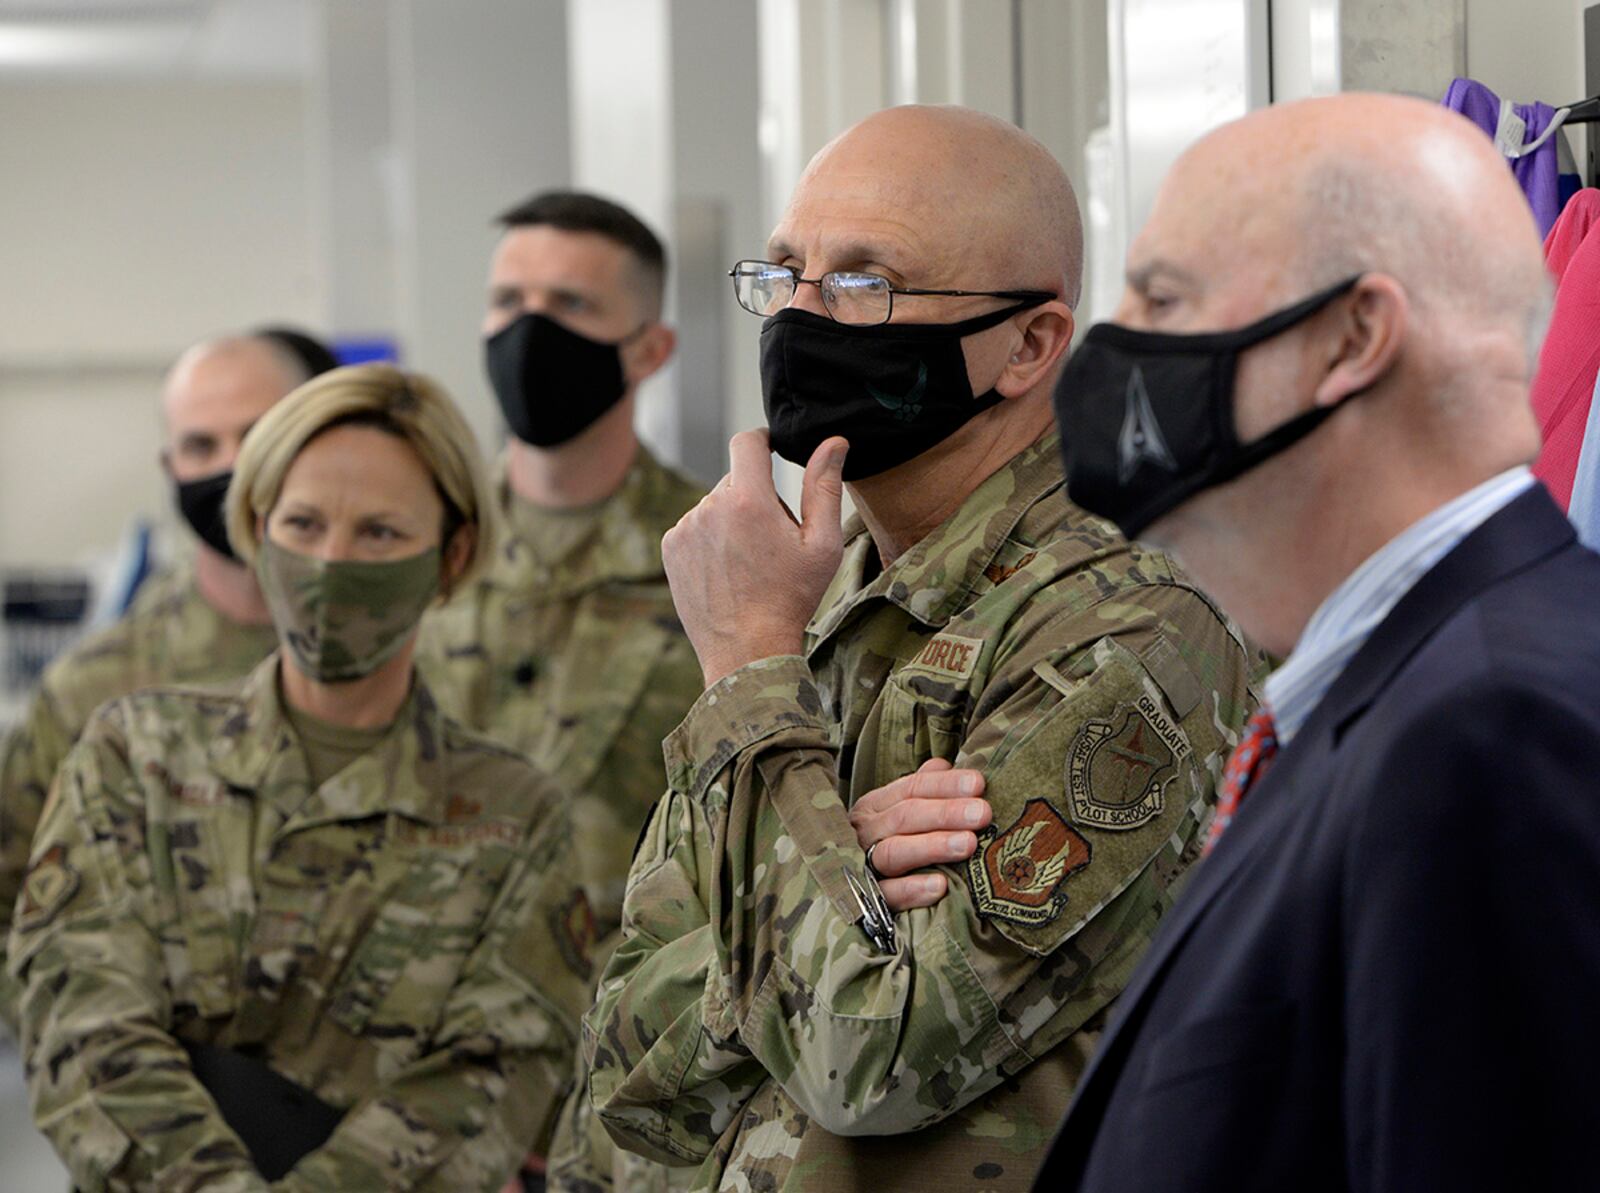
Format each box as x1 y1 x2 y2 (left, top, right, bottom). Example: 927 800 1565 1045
663 655 829 802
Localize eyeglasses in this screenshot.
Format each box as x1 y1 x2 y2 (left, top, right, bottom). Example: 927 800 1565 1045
728 259 1055 327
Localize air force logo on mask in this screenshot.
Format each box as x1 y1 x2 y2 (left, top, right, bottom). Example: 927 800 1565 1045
1117 366 1177 483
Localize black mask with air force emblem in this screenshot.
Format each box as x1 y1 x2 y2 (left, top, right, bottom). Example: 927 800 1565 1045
760 299 1046 481
1054 276 1362 539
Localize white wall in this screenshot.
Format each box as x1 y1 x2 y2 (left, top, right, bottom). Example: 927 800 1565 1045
1465 0 1584 108
390 0 571 456
567 0 762 483
0 80 317 567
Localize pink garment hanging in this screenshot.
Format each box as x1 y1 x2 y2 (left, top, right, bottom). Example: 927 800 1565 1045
1531 189 1600 510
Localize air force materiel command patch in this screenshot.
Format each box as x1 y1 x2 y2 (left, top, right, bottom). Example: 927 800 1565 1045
967 799 1091 926
1067 695 1185 831
16 844 80 932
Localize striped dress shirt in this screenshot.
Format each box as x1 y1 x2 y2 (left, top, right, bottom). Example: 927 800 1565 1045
1264 467 1537 746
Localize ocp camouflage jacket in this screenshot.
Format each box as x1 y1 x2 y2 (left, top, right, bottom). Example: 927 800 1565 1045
585 432 1257 1192
8 657 591 1192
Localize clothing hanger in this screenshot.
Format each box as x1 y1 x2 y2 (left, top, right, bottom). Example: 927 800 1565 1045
1506 103 1573 159
1507 94 1600 161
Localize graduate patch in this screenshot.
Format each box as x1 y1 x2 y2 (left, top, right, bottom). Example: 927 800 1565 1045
967 800 1091 926
551 889 597 982
1067 698 1180 831
16 845 80 931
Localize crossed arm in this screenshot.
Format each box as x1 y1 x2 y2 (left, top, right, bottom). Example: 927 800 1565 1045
586 619 1222 1165
9 710 584 1193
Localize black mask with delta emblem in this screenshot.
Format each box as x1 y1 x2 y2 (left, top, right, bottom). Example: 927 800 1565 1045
1054 276 1363 539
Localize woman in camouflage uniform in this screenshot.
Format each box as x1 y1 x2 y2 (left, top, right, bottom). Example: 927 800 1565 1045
7 365 591 1192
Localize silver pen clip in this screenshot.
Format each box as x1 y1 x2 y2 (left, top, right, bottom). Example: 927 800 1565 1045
844 866 898 955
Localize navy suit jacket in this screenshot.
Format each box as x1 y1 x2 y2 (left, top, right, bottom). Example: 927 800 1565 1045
1035 487 1600 1192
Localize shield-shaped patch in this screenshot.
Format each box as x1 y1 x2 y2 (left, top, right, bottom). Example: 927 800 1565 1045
967 799 1091 926
550 888 597 982
16 844 80 932
1067 703 1176 831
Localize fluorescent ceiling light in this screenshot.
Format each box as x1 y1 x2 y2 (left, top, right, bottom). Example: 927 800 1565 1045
0 21 189 70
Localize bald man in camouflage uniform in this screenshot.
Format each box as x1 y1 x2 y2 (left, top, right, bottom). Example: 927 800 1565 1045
583 107 1256 1191
8 659 592 1192
0 332 326 1031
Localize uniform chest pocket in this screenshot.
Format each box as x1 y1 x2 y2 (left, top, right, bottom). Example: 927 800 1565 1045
854 669 971 793
536 602 671 791
158 812 250 1021
328 832 517 1059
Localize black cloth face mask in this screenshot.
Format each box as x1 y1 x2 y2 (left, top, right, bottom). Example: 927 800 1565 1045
485 311 634 447
175 470 237 561
760 299 1047 481
1055 276 1362 539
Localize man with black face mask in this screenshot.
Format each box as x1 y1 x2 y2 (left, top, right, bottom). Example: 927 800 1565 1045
0 328 332 1032
1035 94 1600 1192
582 105 1255 1192
412 192 705 1190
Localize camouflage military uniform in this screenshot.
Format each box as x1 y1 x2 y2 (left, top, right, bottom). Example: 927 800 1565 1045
0 561 278 1030
584 432 1257 1191
7 657 593 1192
419 449 705 1191
417 446 706 940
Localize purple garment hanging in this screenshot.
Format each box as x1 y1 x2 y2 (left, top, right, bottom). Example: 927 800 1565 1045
1443 77 1564 236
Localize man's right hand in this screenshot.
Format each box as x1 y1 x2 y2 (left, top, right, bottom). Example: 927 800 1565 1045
848 758 990 911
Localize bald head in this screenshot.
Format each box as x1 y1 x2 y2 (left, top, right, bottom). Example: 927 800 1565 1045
773 104 1084 306
1143 93 1550 383
161 335 308 484
1111 94 1550 655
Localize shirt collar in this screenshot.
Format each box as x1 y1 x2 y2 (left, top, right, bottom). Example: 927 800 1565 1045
1265 466 1536 745
493 445 684 594
209 655 453 824
154 559 280 665
807 431 1065 644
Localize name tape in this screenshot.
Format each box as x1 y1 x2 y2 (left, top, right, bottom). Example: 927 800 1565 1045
907 633 984 681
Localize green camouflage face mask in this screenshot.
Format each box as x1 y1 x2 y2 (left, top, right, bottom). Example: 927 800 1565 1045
256 537 441 683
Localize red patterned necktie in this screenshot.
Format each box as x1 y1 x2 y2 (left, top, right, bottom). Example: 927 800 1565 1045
1203 707 1279 855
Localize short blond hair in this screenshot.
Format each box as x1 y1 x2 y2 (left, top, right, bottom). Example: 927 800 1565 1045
227 364 496 588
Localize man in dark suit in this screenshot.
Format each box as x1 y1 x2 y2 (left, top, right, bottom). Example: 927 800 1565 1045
1035 92 1600 1191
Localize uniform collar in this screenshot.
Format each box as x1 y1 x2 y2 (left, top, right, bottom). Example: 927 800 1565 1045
208 654 453 825
808 431 1067 644
153 558 279 668
491 445 692 595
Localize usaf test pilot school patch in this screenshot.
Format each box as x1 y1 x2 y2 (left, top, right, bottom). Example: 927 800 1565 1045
1066 693 1189 832
16 844 81 932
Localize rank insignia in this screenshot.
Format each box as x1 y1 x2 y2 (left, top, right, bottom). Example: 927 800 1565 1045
16 844 80 932
967 800 1091 926
551 889 597 982
1067 696 1181 831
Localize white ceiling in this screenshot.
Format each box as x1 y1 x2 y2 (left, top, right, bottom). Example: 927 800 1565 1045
0 0 311 79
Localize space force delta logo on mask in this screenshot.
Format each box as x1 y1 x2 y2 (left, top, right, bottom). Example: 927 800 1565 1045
1118 367 1178 483
1055 276 1364 539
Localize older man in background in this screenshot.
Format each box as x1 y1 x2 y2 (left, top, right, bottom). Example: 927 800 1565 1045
584 104 1256 1192
1037 93 1600 1191
0 329 334 1031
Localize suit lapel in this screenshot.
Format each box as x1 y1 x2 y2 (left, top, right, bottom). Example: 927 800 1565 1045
1046 487 1577 1180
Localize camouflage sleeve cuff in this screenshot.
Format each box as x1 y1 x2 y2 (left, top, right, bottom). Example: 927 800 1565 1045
663 655 829 801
